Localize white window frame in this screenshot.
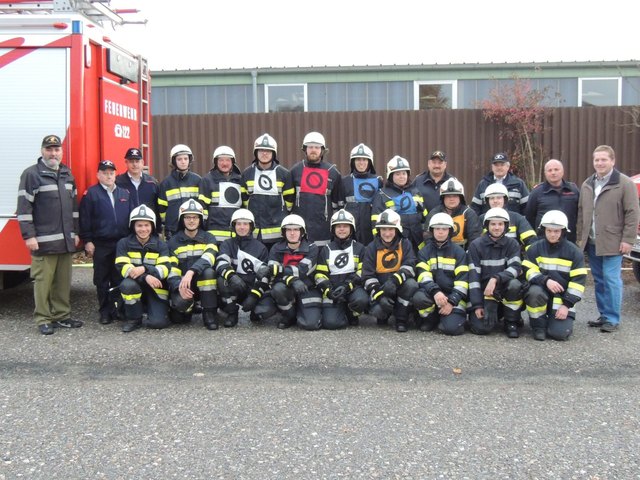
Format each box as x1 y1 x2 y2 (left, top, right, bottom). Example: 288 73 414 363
264 83 308 112
413 80 458 110
578 77 622 106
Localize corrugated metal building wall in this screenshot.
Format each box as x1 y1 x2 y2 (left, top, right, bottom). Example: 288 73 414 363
151 107 640 190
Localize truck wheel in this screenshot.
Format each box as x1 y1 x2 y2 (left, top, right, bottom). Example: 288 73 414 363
633 262 640 283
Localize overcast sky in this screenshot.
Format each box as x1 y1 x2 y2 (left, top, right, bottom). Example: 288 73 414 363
108 0 639 71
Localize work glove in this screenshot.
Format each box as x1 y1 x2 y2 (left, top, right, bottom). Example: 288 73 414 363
241 293 259 312
227 274 247 296
256 264 270 280
329 284 348 303
382 278 398 298
291 278 308 295
378 296 395 314
483 300 499 329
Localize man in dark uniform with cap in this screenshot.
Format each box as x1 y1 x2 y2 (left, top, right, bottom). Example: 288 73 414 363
412 150 456 212
17 135 83 335
116 147 160 230
80 160 133 324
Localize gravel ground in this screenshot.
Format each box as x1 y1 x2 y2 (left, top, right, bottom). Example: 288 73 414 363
1 267 639 479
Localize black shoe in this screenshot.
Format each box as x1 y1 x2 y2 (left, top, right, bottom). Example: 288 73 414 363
588 316 607 327
39 323 55 335
600 322 619 333
249 312 261 323
395 322 408 333
54 318 83 328
99 313 113 325
533 329 546 341
506 323 520 338
122 319 141 333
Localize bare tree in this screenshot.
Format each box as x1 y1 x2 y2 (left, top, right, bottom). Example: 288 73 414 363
481 77 552 187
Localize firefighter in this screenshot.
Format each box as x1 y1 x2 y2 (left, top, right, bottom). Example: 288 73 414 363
412 150 456 211
199 145 245 243
371 155 426 253
290 131 344 246
79 160 133 324
158 144 201 239
480 183 537 251
467 207 524 338
17 134 82 335
423 178 481 251
341 143 382 246
242 133 295 249
257 214 321 330
470 152 529 216
314 209 369 329
215 208 270 327
412 213 469 335
115 205 171 332
116 147 160 228
522 210 587 341
167 199 219 330
362 209 418 332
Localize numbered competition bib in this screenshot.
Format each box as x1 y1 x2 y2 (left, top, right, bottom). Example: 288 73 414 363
253 169 279 195
236 250 263 275
299 166 329 195
219 182 242 208
329 244 355 275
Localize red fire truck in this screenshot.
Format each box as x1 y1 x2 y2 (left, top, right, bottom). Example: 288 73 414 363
0 0 150 287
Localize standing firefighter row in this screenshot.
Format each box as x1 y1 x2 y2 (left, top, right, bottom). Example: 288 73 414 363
16 134 639 340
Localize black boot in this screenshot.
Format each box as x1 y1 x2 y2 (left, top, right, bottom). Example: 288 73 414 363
505 322 520 338
202 309 218 330
395 319 408 333
224 312 239 328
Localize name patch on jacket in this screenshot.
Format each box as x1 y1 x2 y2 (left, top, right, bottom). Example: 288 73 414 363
393 192 417 214
329 245 355 274
283 252 305 266
353 178 378 203
253 169 279 196
376 246 403 273
300 166 329 195
236 249 263 274
219 182 242 207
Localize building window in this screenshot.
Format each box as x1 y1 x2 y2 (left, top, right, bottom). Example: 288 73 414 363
265 84 307 112
414 81 457 109
578 77 621 106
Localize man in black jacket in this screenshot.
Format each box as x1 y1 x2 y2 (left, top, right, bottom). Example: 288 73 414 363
80 160 133 324
17 135 82 335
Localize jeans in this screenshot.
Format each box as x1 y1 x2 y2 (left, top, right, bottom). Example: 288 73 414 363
586 243 623 325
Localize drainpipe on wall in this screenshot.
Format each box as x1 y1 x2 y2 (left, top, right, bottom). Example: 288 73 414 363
251 69 258 113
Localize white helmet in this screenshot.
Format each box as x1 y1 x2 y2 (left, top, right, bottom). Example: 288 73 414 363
429 212 455 230
178 199 204 229
375 209 403 234
281 214 306 236
539 210 570 231
350 143 373 161
253 133 277 156
178 199 204 219
230 208 255 229
386 155 411 181
330 209 356 231
440 178 465 197
213 145 236 161
483 207 510 234
129 204 156 229
302 131 326 149
170 144 194 167
483 183 509 203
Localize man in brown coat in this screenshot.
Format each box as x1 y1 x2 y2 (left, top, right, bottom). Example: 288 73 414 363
577 145 639 332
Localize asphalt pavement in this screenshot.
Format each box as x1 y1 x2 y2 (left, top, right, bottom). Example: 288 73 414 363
1 267 639 479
